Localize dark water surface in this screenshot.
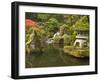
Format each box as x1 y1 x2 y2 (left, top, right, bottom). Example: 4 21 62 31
25 44 89 68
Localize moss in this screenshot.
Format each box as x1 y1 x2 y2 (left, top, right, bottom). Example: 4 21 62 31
64 46 89 58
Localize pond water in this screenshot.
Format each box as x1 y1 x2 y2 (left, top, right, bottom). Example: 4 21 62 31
25 44 89 68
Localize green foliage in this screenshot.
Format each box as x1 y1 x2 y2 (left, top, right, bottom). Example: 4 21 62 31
60 24 68 36
25 13 89 55
73 16 89 30
26 13 89 37
45 18 59 33
62 34 71 45
26 13 37 21
25 26 47 54
37 13 50 21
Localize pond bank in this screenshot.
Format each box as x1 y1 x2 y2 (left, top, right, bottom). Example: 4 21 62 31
64 46 89 58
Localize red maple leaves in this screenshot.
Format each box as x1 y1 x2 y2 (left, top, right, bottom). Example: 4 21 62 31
25 19 37 28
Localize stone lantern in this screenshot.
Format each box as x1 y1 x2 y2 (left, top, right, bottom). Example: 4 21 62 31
73 29 89 48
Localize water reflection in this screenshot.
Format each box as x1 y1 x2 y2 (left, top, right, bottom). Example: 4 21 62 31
26 44 89 68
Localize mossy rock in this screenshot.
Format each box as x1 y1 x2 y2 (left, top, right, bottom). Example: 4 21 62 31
64 46 89 58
